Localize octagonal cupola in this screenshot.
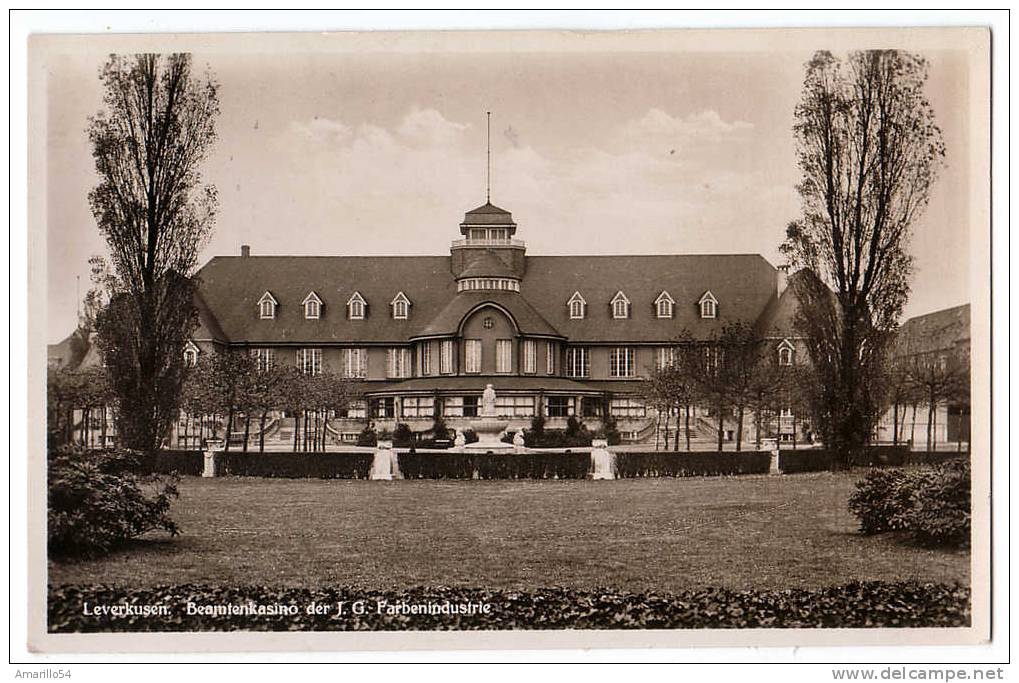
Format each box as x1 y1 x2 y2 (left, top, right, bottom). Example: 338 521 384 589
451 200 526 279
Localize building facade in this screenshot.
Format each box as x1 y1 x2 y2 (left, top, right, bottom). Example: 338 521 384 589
186 199 803 446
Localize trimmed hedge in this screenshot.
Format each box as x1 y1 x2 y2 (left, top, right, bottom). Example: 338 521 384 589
48 581 971 632
397 451 591 480
778 446 938 473
217 452 375 479
614 451 771 478
140 450 204 477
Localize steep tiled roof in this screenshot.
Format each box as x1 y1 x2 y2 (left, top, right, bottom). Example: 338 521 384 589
413 291 562 339
457 250 517 279
193 253 780 345
521 254 778 343
754 269 809 338
895 304 970 356
461 202 515 226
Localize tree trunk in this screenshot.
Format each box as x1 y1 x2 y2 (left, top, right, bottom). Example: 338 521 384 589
101 405 108 449
293 411 300 452
926 391 935 453
716 403 724 451
224 406 235 452
792 416 798 450
259 411 267 453
685 405 691 452
755 409 761 450
909 403 918 448
735 405 744 452
654 410 662 451
243 414 251 453
892 402 899 445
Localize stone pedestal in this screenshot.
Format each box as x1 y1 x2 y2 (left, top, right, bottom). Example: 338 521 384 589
513 429 525 453
590 438 615 480
371 440 397 480
203 438 224 478
770 448 781 475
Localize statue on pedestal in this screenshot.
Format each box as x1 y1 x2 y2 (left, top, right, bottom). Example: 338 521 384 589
482 383 497 417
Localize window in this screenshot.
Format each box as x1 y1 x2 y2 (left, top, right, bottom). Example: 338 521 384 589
254 347 275 373
609 347 636 377
522 340 536 374
655 346 676 370
778 340 794 366
258 291 277 319
546 396 571 418
457 278 520 292
611 398 646 418
402 397 434 418
419 343 432 376
546 342 556 375
303 291 322 319
568 291 586 319
391 292 411 319
440 340 454 374
464 339 482 374
496 339 513 373
611 291 630 319
297 348 322 375
581 397 602 418
495 396 535 417
386 348 412 378
337 400 366 419
655 291 675 319
566 347 589 378
699 291 718 319
462 396 479 418
348 292 366 320
183 342 199 368
343 348 368 378
371 397 395 419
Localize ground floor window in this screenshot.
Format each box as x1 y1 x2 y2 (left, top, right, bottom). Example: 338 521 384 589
611 398 646 418
546 396 571 418
371 397 395 419
402 397 434 418
444 396 479 417
581 397 602 417
335 400 366 419
496 396 535 417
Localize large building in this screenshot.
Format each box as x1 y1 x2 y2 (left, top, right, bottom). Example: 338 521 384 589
186 199 802 446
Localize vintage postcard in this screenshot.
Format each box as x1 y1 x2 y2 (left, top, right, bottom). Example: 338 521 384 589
25 26 992 654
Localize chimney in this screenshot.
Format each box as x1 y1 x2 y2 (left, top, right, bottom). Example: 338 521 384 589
241 244 251 257
777 264 790 297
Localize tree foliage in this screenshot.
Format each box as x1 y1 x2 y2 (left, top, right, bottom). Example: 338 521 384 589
781 50 945 466
88 53 219 452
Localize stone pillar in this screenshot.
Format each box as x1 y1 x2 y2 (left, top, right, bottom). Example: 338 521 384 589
591 438 615 480
770 447 781 475
203 438 224 478
371 440 395 480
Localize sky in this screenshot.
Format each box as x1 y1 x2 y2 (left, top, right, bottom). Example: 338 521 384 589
44 43 972 343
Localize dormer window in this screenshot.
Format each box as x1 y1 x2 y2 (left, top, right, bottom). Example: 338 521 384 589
258 291 278 320
699 291 718 319
391 291 411 320
568 291 586 320
183 341 200 368
778 339 795 366
302 291 322 319
348 291 366 320
655 290 675 319
611 291 630 319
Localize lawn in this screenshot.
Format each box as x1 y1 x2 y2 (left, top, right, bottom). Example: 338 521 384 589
48 473 969 592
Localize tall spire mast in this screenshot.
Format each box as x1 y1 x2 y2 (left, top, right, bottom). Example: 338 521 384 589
486 111 491 203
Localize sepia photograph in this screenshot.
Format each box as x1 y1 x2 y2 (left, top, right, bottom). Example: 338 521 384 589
21 20 995 657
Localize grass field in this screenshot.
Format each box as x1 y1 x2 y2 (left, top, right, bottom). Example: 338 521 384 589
48 473 969 592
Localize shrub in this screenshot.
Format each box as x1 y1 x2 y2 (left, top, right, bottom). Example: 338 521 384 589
396 451 590 480
847 469 913 535
355 426 377 447
848 460 970 548
614 451 771 478
48 581 970 632
902 460 971 548
392 423 414 448
462 428 479 444
48 448 180 559
780 446 915 473
598 414 622 446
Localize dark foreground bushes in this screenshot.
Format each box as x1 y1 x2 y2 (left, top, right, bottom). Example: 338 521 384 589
48 449 180 559
48 581 970 632
849 460 971 548
615 451 770 478
778 446 918 473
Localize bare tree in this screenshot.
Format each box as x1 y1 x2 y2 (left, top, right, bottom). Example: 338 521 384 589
640 362 693 451
781 50 945 468
88 54 219 452
901 348 968 453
